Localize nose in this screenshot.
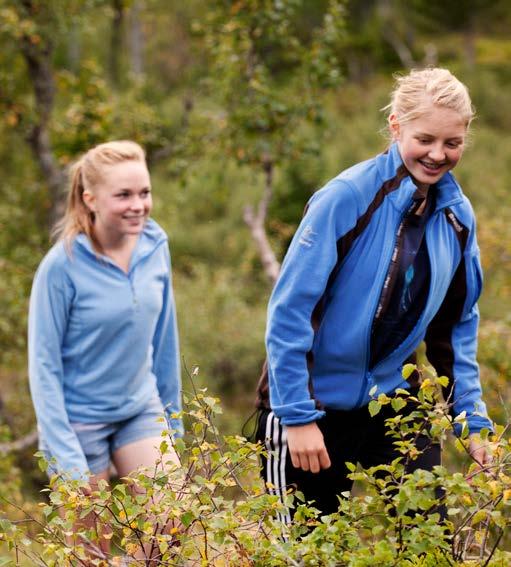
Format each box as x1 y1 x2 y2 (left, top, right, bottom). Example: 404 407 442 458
130 196 144 211
428 143 446 162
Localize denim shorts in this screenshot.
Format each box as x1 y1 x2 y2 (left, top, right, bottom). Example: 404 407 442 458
40 395 167 476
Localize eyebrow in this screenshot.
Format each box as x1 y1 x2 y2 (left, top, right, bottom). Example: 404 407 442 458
116 189 151 195
415 132 464 141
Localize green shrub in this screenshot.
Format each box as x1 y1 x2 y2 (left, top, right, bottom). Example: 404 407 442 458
1 368 510 566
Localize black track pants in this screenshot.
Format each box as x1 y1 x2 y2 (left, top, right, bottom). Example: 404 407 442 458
256 398 443 521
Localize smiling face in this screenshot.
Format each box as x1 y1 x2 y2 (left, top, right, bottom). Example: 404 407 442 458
83 160 152 247
390 102 467 190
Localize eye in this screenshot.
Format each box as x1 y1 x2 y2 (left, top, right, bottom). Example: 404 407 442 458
117 191 130 198
141 188 151 197
446 141 462 149
417 137 431 145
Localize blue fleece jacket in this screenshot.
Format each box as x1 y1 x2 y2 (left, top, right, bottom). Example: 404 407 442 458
266 143 492 434
28 219 181 479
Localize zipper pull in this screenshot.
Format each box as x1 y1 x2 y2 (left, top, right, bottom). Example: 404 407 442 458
367 371 375 390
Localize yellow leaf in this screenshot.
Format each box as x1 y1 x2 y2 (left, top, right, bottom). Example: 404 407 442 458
471 510 487 524
402 363 416 379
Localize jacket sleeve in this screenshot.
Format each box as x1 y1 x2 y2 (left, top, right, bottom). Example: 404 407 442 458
28 252 90 480
425 221 492 434
152 245 183 436
266 180 359 426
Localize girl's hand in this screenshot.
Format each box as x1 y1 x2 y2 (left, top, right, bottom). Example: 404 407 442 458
468 433 493 476
286 422 331 473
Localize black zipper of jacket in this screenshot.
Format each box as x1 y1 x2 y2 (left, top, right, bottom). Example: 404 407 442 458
355 198 416 407
370 201 419 350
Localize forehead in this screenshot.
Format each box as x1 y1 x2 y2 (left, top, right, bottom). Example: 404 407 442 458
99 160 150 189
405 104 467 138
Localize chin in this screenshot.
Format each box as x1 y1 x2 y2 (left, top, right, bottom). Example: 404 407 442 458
412 168 446 186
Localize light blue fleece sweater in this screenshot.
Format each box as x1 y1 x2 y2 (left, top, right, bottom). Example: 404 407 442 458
28 219 181 479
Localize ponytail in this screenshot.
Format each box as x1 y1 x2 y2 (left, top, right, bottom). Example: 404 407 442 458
52 159 100 252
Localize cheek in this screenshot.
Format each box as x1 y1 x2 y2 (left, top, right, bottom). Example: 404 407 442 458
447 150 463 166
398 139 420 161
101 201 126 216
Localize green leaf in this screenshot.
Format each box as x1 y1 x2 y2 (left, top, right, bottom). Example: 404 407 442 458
368 400 381 417
437 375 449 387
181 511 195 527
391 397 406 413
402 363 416 379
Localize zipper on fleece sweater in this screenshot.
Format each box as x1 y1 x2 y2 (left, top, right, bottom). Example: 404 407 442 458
102 263 140 310
355 198 416 407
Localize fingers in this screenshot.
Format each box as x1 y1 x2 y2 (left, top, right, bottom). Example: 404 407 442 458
286 422 331 473
287 422 331 473
318 446 332 470
304 452 320 474
289 451 301 470
292 446 331 473
290 449 321 473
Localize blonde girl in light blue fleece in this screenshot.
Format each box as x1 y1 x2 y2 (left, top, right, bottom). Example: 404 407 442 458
28 140 181 561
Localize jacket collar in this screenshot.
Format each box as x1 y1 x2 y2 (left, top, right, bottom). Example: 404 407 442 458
377 143 464 212
74 219 167 271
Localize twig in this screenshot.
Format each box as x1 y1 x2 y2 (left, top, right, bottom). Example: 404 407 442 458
0 429 38 454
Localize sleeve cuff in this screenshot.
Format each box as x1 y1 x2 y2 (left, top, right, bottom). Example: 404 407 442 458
274 400 325 426
453 415 494 436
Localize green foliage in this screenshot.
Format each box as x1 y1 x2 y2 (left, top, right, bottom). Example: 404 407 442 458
198 0 346 168
0 1 510 562
1 375 510 565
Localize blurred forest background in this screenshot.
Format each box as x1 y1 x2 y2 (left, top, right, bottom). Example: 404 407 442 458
0 0 510 526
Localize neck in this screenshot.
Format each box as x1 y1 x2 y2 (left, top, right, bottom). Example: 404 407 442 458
93 225 138 254
414 181 430 196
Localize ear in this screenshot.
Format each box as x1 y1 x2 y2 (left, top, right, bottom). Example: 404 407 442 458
82 190 96 212
388 113 400 140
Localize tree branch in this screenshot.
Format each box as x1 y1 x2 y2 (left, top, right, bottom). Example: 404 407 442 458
381 27 415 69
129 0 144 76
110 0 125 86
243 155 280 284
0 429 38 455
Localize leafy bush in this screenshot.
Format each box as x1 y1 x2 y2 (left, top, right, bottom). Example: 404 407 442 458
1 368 510 566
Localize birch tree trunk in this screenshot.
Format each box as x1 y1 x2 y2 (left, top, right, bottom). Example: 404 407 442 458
129 0 145 77
110 0 125 86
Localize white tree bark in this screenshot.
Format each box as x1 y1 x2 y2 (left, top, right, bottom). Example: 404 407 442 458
129 0 145 76
0 429 38 454
243 158 280 284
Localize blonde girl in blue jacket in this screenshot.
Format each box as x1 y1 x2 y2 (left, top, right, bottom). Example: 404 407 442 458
29 140 181 559
256 68 492 520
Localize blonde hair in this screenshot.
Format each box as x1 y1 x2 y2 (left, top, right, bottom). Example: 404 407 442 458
53 140 146 251
384 67 474 129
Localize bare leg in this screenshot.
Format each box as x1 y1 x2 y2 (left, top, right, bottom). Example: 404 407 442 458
113 436 179 476
112 437 179 563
